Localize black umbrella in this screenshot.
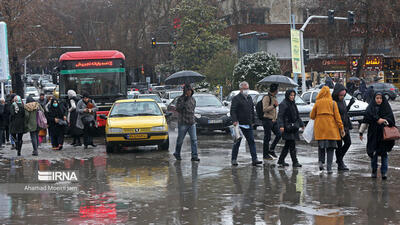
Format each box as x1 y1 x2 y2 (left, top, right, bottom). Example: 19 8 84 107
348 77 360 81
258 75 298 87
165 70 205 85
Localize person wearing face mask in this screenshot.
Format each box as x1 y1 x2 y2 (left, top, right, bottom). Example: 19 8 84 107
76 92 98 149
47 99 67 150
230 81 262 166
359 92 395 179
277 90 304 168
9 95 25 156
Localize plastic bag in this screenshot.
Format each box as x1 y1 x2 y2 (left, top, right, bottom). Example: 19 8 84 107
229 125 243 143
302 119 314 143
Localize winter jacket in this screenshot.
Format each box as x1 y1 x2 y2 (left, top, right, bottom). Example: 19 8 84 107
47 99 67 136
262 94 278 121
332 83 354 132
310 86 343 141
68 95 83 136
363 92 395 157
10 103 25 134
0 103 5 128
176 84 196 125
24 100 43 132
38 98 47 110
278 90 304 141
230 92 255 126
76 99 98 129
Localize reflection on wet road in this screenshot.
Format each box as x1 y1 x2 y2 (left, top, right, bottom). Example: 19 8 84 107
0 123 400 224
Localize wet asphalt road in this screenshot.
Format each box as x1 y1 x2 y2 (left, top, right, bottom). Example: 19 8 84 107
0 102 400 224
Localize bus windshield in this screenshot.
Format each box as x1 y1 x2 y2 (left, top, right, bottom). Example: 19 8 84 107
63 72 122 96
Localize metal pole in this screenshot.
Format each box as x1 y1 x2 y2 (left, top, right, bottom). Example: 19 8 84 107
300 30 306 94
1 82 4 99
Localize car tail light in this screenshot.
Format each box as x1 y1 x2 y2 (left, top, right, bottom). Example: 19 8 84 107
390 88 395 91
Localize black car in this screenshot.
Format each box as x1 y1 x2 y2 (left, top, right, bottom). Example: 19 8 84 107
167 93 232 133
354 83 399 100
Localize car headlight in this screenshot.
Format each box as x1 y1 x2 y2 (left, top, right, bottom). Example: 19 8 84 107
108 128 123 133
227 112 231 117
151 125 166 131
194 113 201 119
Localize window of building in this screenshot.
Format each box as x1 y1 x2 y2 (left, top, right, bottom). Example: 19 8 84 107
249 8 266 24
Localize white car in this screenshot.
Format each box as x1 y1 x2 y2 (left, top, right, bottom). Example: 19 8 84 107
137 94 167 112
223 90 260 108
25 86 39 100
162 91 182 105
301 89 368 122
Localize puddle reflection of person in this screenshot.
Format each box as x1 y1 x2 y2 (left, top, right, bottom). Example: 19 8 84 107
232 167 257 225
262 165 280 224
367 182 395 225
278 170 301 225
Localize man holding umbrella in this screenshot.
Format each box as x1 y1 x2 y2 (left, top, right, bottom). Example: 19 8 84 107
261 83 280 160
231 81 262 166
173 84 200 162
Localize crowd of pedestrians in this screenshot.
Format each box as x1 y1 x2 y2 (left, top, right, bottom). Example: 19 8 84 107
172 80 397 180
0 90 97 156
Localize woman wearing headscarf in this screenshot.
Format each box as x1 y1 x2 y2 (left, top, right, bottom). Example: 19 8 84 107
67 90 83 146
359 92 395 179
47 98 67 150
9 95 25 156
310 86 344 174
24 96 43 156
76 92 98 149
277 90 304 167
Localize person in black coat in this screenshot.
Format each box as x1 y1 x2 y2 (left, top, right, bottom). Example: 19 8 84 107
230 81 262 166
277 90 304 167
332 83 355 171
0 98 5 148
9 95 25 156
364 86 375 104
47 99 67 150
360 92 395 179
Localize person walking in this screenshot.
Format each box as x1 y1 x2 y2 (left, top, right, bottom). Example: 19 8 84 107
0 98 5 149
24 96 43 156
76 92 98 149
310 86 344 174
38 93 47 109
359 92 395 179
9 95 25 156
230 81 262 166
364 86 375 104
67 90 82 147
47 98 67 150
359 79 367 100
332 83 355 171
172 84 199 161
277 90 304 168
261 83 280 160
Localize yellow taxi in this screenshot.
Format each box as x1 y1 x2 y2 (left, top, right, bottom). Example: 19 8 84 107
102 99 169 153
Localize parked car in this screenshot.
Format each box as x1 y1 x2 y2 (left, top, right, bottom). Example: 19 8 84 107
253 92 313 129
301 88 368 123
24 86 39 100
127 91 140 99
167 93 232 133
101 99 170 153
353 82 399 100
136 94 167 112
162 91 182 105
223 90 260 108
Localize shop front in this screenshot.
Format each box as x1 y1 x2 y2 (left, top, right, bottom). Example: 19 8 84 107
350 56 383 83
383 58 400 89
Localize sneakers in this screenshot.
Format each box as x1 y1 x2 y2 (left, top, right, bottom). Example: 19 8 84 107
278 162 289 167
252 160 263 166
371 172 377 178
173 153 182 161
263 154 273 160
32 152 38 156
382 174 387 180
337 161 350 171
231 160 238 166
269 151 278 158
319 162 324 171
292 162 302 168
191 157 200 162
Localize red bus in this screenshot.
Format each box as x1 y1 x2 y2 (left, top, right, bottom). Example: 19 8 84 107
59 50 127 127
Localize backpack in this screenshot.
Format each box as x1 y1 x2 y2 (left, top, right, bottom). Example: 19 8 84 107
256 95 272 120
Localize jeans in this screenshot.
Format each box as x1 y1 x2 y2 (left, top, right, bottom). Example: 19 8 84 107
30 131 39 154
336 132 351 163
319 147 335 170
278 140 298 164
174 124 198 158
231 127 258 162
371 152 388 175
83 124 94 146
262 119 281 157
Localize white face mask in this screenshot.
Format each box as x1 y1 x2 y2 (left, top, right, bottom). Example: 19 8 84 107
243 90 249 96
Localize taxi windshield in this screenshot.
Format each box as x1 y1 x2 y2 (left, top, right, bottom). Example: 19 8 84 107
110 101 162 117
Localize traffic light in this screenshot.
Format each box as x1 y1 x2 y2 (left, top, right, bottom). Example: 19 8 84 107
173 18 181 30
151 37 156 48
348 11 355 25
172 40 177 47
303 49 310 64
328 10 335 25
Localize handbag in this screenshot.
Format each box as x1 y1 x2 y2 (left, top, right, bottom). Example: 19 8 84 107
37 109 47 129
383 126 400 141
